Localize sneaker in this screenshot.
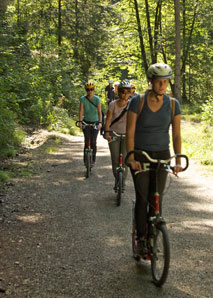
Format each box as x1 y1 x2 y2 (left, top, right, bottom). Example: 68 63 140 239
91 161 95 168
136 238 148 256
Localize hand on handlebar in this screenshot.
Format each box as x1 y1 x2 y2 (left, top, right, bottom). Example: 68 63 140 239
128 160 142 172
105 133 112 143
79 122 83 130
173 164 183 176
97 123 102 131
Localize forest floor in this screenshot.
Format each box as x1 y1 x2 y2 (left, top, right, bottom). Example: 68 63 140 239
0 128 213 298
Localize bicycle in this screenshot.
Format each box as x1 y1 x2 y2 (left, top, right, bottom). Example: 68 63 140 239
104 130 126 206
125 150 189 287
75 120 97 178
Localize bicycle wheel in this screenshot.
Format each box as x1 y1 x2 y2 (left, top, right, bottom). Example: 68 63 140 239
151 223 170 287
117 171 123 206
85 151 91 178
132 201 140 261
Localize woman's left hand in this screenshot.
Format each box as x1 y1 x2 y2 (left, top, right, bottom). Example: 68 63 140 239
97 123 102 131
173 164 183 176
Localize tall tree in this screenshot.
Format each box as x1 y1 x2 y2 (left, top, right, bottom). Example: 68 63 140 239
0 0 7 14
174 0 181 101
133 0 148 71
58 0 62 47
181 0 199 102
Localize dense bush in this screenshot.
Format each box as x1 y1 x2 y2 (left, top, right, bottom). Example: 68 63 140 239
201 97 213 125
47 107 79 136
0 104 24 159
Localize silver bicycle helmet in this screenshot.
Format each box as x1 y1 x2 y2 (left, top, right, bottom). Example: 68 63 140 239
147 63 172 79
118 80 131 92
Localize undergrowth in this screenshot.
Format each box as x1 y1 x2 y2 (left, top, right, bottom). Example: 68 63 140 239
181 122 213 173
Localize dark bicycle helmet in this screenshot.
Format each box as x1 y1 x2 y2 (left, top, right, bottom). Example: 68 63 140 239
118 80 131 92
147 63 172 79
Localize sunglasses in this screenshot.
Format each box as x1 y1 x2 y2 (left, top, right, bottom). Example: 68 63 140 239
121 90 131 95
86 88 94 92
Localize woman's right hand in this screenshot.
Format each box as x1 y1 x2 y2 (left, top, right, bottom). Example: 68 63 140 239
79 121 83 130
129 160 142 172
105 133 112 143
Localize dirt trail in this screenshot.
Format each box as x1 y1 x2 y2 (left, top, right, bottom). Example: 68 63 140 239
0 130 212 298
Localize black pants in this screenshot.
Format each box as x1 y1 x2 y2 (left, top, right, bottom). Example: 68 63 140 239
130 149 170 238
83 125 99 163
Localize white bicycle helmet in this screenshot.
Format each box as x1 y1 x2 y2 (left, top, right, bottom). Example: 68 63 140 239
147 63 172 79
118 80 131 92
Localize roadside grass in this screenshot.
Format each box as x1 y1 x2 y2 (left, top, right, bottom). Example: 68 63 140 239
47 107 79 136
0 171 10 183
0 136 62 185
181 120 213 174
0 162 42 188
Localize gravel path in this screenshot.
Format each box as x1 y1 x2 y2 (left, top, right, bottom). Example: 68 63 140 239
0 131 212 298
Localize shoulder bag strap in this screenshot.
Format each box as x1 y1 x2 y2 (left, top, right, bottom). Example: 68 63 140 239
85 96 97 108
110 104 128 127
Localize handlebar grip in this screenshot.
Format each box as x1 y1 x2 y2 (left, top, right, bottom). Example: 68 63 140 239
75 120 82 128
176 154 189 171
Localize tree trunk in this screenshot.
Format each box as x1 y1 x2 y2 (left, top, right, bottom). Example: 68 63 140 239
0 0 7 15
58 0 62 47
181 0 198 102
153 0 162 62
174 0 181 102
133 0 148 72
182 0 187 102
181 0 199 73
73 0 79 59
145 0 155 63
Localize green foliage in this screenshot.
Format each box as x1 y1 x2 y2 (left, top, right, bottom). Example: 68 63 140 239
0 0 212 175
182 122 213 172
0 171 10 184
0 103 24 159
47 107 78 136
201 97 213 125
181 98 213 125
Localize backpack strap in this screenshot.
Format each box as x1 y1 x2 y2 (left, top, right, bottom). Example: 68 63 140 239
137 93 175 123
170 97 175 123
137 93 145 119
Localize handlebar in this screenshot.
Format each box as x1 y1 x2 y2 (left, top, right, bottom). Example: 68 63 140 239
75 120 98 129
125 150 189 172
104 130 126 139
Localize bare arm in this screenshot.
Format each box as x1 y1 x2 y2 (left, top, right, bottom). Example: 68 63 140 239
126 110 142 171
78 103 84 129
105 109 113 141
172 114 182 174
97 103 102 130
